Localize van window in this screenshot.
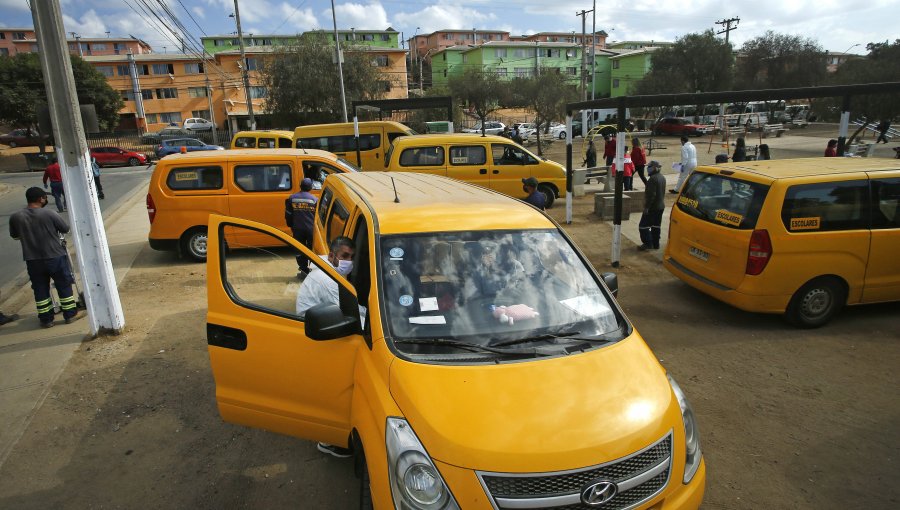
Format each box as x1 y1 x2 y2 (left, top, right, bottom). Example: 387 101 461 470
491 144 536 165
302 161 342 190
234 137 256 148
449 146 487 165
258 137 276 148
234 164 293 192
399 146 445 167
871 178 900 229
166 166 223 190
327 200 350 243
678 172 769 230
278 137 293 148
781 180 869 232
318 187 334 224
296 134 381 152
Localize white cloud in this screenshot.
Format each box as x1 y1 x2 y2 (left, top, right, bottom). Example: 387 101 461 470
0 0 30 13
277 4 319 32
393 5 498 34
330 2 390 30
192 7 205 19
62 9 108 37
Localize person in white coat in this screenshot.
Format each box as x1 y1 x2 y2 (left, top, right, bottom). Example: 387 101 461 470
671 135 697 194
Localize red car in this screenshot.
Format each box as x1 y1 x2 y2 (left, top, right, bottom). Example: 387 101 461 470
0 128 51 148
90 146 149 167
652 118 713 136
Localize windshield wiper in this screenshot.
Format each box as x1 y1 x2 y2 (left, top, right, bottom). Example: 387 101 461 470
490 328 622 348
393 338 556 356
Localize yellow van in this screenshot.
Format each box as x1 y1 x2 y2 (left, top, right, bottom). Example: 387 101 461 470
147 149 357 261
230 130 294 149
294 121 415 170
205 172 706 509
384 133 568 207
664 158 900 327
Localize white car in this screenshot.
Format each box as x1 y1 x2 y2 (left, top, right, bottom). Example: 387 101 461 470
462 121 505 135
183 117 214 132
513 122 537 139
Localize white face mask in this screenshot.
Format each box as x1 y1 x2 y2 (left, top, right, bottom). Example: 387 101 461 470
336 259 353 276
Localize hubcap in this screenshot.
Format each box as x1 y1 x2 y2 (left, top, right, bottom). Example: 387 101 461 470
801 288 831 317
191 234 207 257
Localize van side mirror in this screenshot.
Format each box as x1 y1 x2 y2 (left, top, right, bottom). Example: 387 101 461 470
601 272 618 297
305 303 360 340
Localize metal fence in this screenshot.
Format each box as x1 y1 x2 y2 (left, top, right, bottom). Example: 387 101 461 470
85 129 234 159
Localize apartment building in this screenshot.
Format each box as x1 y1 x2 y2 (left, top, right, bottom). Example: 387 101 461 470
0 28 150 57
0 28 34 56
609 47 659 97
201 28 400 55
409 29 510 64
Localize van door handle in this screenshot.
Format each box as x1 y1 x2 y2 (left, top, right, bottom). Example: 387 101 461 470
207 323 247 351
480 169 487 174
492 170 499 174
375 153 380 159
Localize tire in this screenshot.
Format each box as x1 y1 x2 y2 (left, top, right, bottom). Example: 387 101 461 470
359 454 373 510
784 277 846 328
128 157 140 166
558 131 566 140
180 228 208 262
8 141 17 148
538 183 555 209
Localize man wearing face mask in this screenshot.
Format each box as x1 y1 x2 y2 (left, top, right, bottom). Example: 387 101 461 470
9 187 84 328
295 236 355 319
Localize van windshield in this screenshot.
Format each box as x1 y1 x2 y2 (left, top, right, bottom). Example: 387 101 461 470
677 172 769 230
379 229 622 359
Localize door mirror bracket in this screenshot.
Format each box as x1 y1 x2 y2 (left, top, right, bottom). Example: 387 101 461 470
305 303 360 340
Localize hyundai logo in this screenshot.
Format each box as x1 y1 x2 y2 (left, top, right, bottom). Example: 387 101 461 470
580 479 618 506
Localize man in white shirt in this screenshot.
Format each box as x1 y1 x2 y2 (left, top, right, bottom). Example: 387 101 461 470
295 236 355 319
672 135 697 194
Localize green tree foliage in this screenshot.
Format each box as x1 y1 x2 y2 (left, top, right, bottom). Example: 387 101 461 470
826 39 900 142
632 30 734 96
449 68 509 135
0 52 123 132
261 34 388 127
518 69 576 155
735 31 827 89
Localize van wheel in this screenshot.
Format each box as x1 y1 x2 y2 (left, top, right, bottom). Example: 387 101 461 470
538 184 555 209
180 228 208 262
784 277 846 328
128 157 140 166
359 455 373 510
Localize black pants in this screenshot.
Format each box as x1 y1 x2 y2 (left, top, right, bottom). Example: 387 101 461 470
291 227 313 273
638 208 664 249
94 175 104 198
26 255 77 324
634 165 647 186
877 132 889 143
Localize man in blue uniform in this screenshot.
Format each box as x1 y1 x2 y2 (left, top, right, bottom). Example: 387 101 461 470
521 176 546 210
285 178 317 278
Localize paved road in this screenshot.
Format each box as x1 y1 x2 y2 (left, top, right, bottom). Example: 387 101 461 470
0 165 153 291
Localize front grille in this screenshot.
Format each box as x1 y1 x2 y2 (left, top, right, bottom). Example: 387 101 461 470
478 432 672 510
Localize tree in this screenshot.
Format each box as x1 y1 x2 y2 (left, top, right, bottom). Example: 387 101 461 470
632 30 734 96
735 31 828 89
826 39 900 143
449 68 509 135
261 34 388 127
518 69 576 155
0 52 123 134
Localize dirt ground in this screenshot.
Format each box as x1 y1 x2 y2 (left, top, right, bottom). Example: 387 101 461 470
1 131 899 509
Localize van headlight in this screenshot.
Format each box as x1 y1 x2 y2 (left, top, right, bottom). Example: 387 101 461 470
386 417 460 510
668 374 702 484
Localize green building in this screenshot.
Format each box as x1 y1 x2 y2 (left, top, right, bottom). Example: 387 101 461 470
201 28 399 55
609 47 658 97
430 45 470 89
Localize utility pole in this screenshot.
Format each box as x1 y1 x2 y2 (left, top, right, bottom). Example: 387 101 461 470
203 52 219 145
127 50 146 134
232 0 255 129
590 0 596 100
577 9 592 101
70 32 83 56
330 0 348 122
715 17 740 45
32 0 124 336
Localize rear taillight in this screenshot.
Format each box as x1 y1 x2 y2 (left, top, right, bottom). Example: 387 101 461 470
746 229 772 275
146 193 156 224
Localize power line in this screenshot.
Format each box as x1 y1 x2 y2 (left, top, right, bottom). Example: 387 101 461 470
715 17 740 45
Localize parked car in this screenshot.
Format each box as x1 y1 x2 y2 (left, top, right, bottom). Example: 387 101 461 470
549 120 584 139
183 117 215 132
512 122 536 138
141 127 194 144
462 121 505 135
0 128 51 148
90 146 149 167
652 118 712 136
155 138 224 159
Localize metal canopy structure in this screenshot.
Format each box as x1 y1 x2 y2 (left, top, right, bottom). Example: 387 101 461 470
564 81 900 267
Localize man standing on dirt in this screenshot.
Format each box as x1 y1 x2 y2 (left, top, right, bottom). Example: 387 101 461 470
603 134 616 166
672 135 696 194
638 161 666 251
9 187 84 328
285 178 317 278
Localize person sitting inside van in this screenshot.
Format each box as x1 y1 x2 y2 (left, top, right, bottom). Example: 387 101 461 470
468 240 526 303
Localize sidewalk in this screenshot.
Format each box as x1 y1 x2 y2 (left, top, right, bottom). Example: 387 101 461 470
0 185 149 466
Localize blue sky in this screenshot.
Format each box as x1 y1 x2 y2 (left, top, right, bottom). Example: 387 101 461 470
1 0 895 55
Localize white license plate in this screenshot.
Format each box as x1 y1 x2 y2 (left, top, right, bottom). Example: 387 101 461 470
689 246 710 262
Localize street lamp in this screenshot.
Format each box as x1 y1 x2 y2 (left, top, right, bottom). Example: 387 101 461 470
412 27 420 91
843 43 861 54
330 0 348 122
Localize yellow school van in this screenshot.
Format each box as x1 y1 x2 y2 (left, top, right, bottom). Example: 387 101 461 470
294 121 415 170
664 158 900 327
384 133 568 207
230 130 295 149
147 149 357 262
205 172 706 510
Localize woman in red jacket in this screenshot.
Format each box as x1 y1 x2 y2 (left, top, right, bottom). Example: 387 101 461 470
630 137 648 188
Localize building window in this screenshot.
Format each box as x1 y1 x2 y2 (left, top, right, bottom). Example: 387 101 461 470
0 48 8 56
495 48 507 58
152 63 175 74
378 80 391 92
13 32 26 40
373 55 389 67
184 62 204 74
462 55 468 64
245 58 259 71
155 88 178 99
513 48 535 58
249 86 267 99
442 53 446 61
96 66 114 77
146 112 182 124
31 44 39 52
380 34 390 41
514 67 533 78
116 64 149 76
191 109 211 120
566 67 577 75
495 68 508 78
443 69 447 77
0 33 5 40
612 60 620 69
362 34 375 41
546 49 560 58
214 39 226 46
93 43 106 51
444 34 452 40
613 79 620 88
188 87 209 98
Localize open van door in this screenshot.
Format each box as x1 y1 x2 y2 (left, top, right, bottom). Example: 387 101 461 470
205 214 362 446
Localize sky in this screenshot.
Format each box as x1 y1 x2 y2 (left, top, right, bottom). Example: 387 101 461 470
1 0 895 56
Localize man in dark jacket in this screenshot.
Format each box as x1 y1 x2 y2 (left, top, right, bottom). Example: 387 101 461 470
285 178 317 278
638 161 666 251
521 177 546 210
